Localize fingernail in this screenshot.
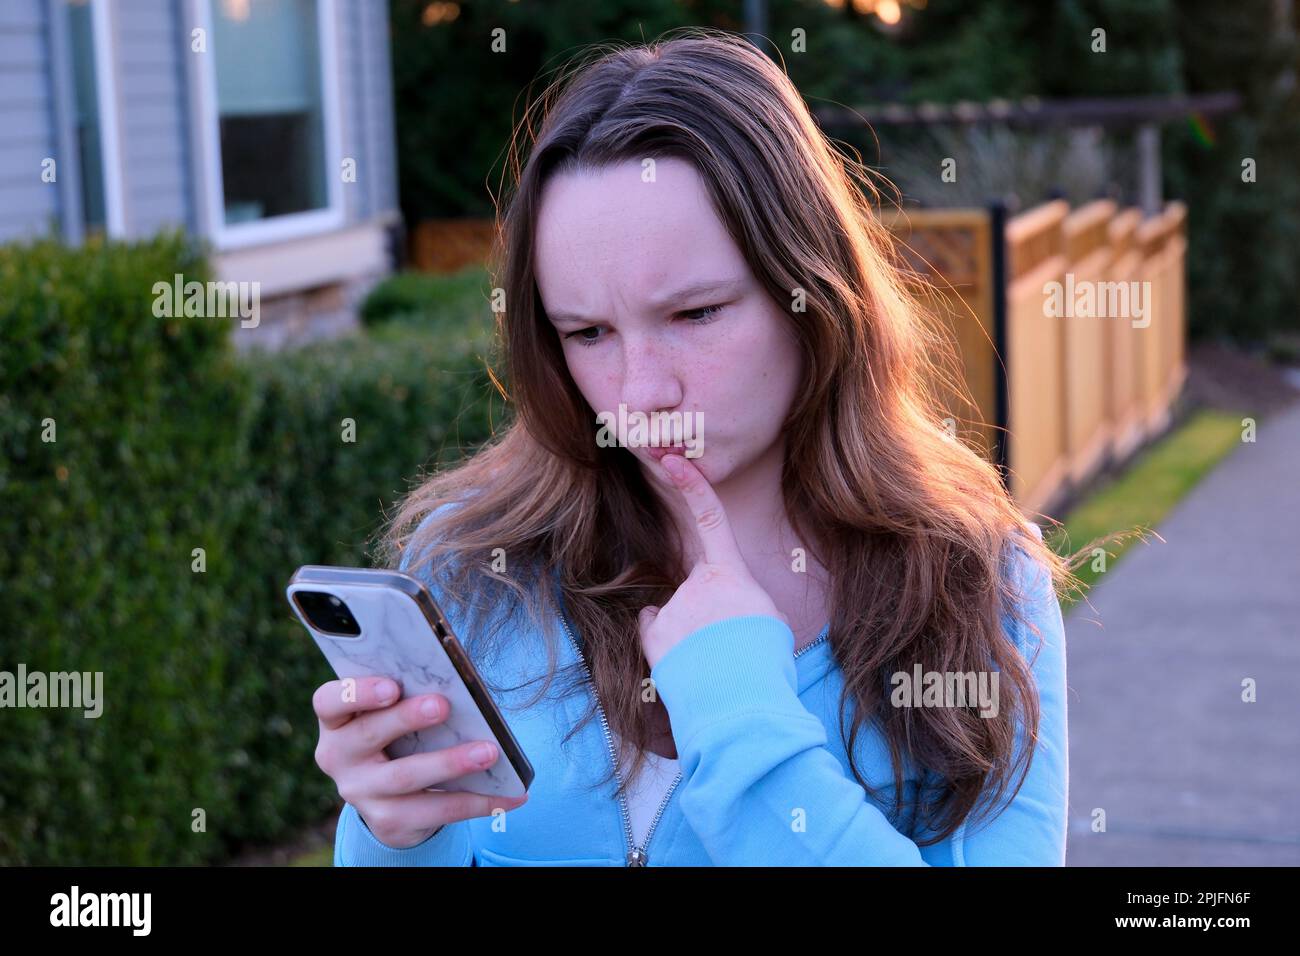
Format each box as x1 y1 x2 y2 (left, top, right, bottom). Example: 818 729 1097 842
470 742 496 765
420 697 442 718
662 454 685 480
376 680 398 702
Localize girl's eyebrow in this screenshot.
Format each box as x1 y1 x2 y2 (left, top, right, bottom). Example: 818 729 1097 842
547 277 746 325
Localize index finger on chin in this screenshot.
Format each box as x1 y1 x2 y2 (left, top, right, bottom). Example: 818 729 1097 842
662 453 746 568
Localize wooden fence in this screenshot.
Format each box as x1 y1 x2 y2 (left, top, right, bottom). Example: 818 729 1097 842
885 199 1188 517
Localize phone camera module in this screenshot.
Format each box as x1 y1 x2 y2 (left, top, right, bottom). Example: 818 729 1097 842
294 591 362 637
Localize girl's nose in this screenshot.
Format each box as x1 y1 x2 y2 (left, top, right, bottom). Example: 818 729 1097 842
619 335 682 413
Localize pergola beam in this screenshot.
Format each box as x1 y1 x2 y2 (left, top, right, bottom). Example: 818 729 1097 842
814 92 1241 130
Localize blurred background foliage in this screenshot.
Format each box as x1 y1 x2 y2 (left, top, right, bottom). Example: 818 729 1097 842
390 0 1299 343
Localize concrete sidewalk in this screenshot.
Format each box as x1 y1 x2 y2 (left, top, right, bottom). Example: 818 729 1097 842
1063 402 1300 865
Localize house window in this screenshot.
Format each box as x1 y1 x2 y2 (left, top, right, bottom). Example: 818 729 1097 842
65 1 104 231
198 0 342 245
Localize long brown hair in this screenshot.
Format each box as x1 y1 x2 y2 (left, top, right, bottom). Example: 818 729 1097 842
374 28 1097 844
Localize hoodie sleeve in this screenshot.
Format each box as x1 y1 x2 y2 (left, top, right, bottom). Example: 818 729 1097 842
334 803 475 866
333 502 480 867
648 525 1068 867
936 525 1069 866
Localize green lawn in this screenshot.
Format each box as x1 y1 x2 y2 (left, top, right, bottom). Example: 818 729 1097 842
291 846 333 867
1045 407 1247 608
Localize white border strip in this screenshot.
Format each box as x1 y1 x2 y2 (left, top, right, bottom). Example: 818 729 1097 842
90 0 126 237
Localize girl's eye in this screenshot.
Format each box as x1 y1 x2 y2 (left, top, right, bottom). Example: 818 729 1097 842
565 326 603 347
562 304 726 348
679 303 726 324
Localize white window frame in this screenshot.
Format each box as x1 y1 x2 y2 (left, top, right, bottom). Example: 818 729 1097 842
86 0 126 237
191 0 345 249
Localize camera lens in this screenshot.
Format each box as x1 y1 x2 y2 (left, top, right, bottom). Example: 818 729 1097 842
294 591 361 636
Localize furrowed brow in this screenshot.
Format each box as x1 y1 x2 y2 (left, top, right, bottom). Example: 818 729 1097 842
547 277 745 325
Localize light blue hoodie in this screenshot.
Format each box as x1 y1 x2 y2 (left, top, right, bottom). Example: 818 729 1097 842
333 517 1067 866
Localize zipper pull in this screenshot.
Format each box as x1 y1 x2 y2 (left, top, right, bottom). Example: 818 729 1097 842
626 847 649 866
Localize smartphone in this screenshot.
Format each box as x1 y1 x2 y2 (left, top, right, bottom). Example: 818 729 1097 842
286 565 533 799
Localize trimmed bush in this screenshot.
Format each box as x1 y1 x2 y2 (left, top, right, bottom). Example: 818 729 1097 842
358 266 493 329
0 235 502 864
221 321 504 850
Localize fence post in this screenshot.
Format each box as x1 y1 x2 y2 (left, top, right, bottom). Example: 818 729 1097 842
989 200 1010 491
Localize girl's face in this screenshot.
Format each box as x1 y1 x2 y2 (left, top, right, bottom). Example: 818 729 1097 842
534 157 804 489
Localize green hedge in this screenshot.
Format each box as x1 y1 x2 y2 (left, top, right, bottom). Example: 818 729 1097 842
0 234 503 864
359 266 493 329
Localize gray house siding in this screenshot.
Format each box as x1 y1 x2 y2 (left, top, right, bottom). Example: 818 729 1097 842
0 0 398 246
114 0 194 239
0 0 60 243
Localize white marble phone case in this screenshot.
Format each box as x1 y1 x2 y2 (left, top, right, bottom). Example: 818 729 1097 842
287 566 532 798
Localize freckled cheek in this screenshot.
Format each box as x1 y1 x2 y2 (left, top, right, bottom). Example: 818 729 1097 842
713 329 785 397
679 360 740 439
600 355 625 392
675 357 721 412
726 329 800 428
564 356 612 411
759 325 801 390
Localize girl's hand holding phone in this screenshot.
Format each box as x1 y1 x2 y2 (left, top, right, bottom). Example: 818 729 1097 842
312 675 529 850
